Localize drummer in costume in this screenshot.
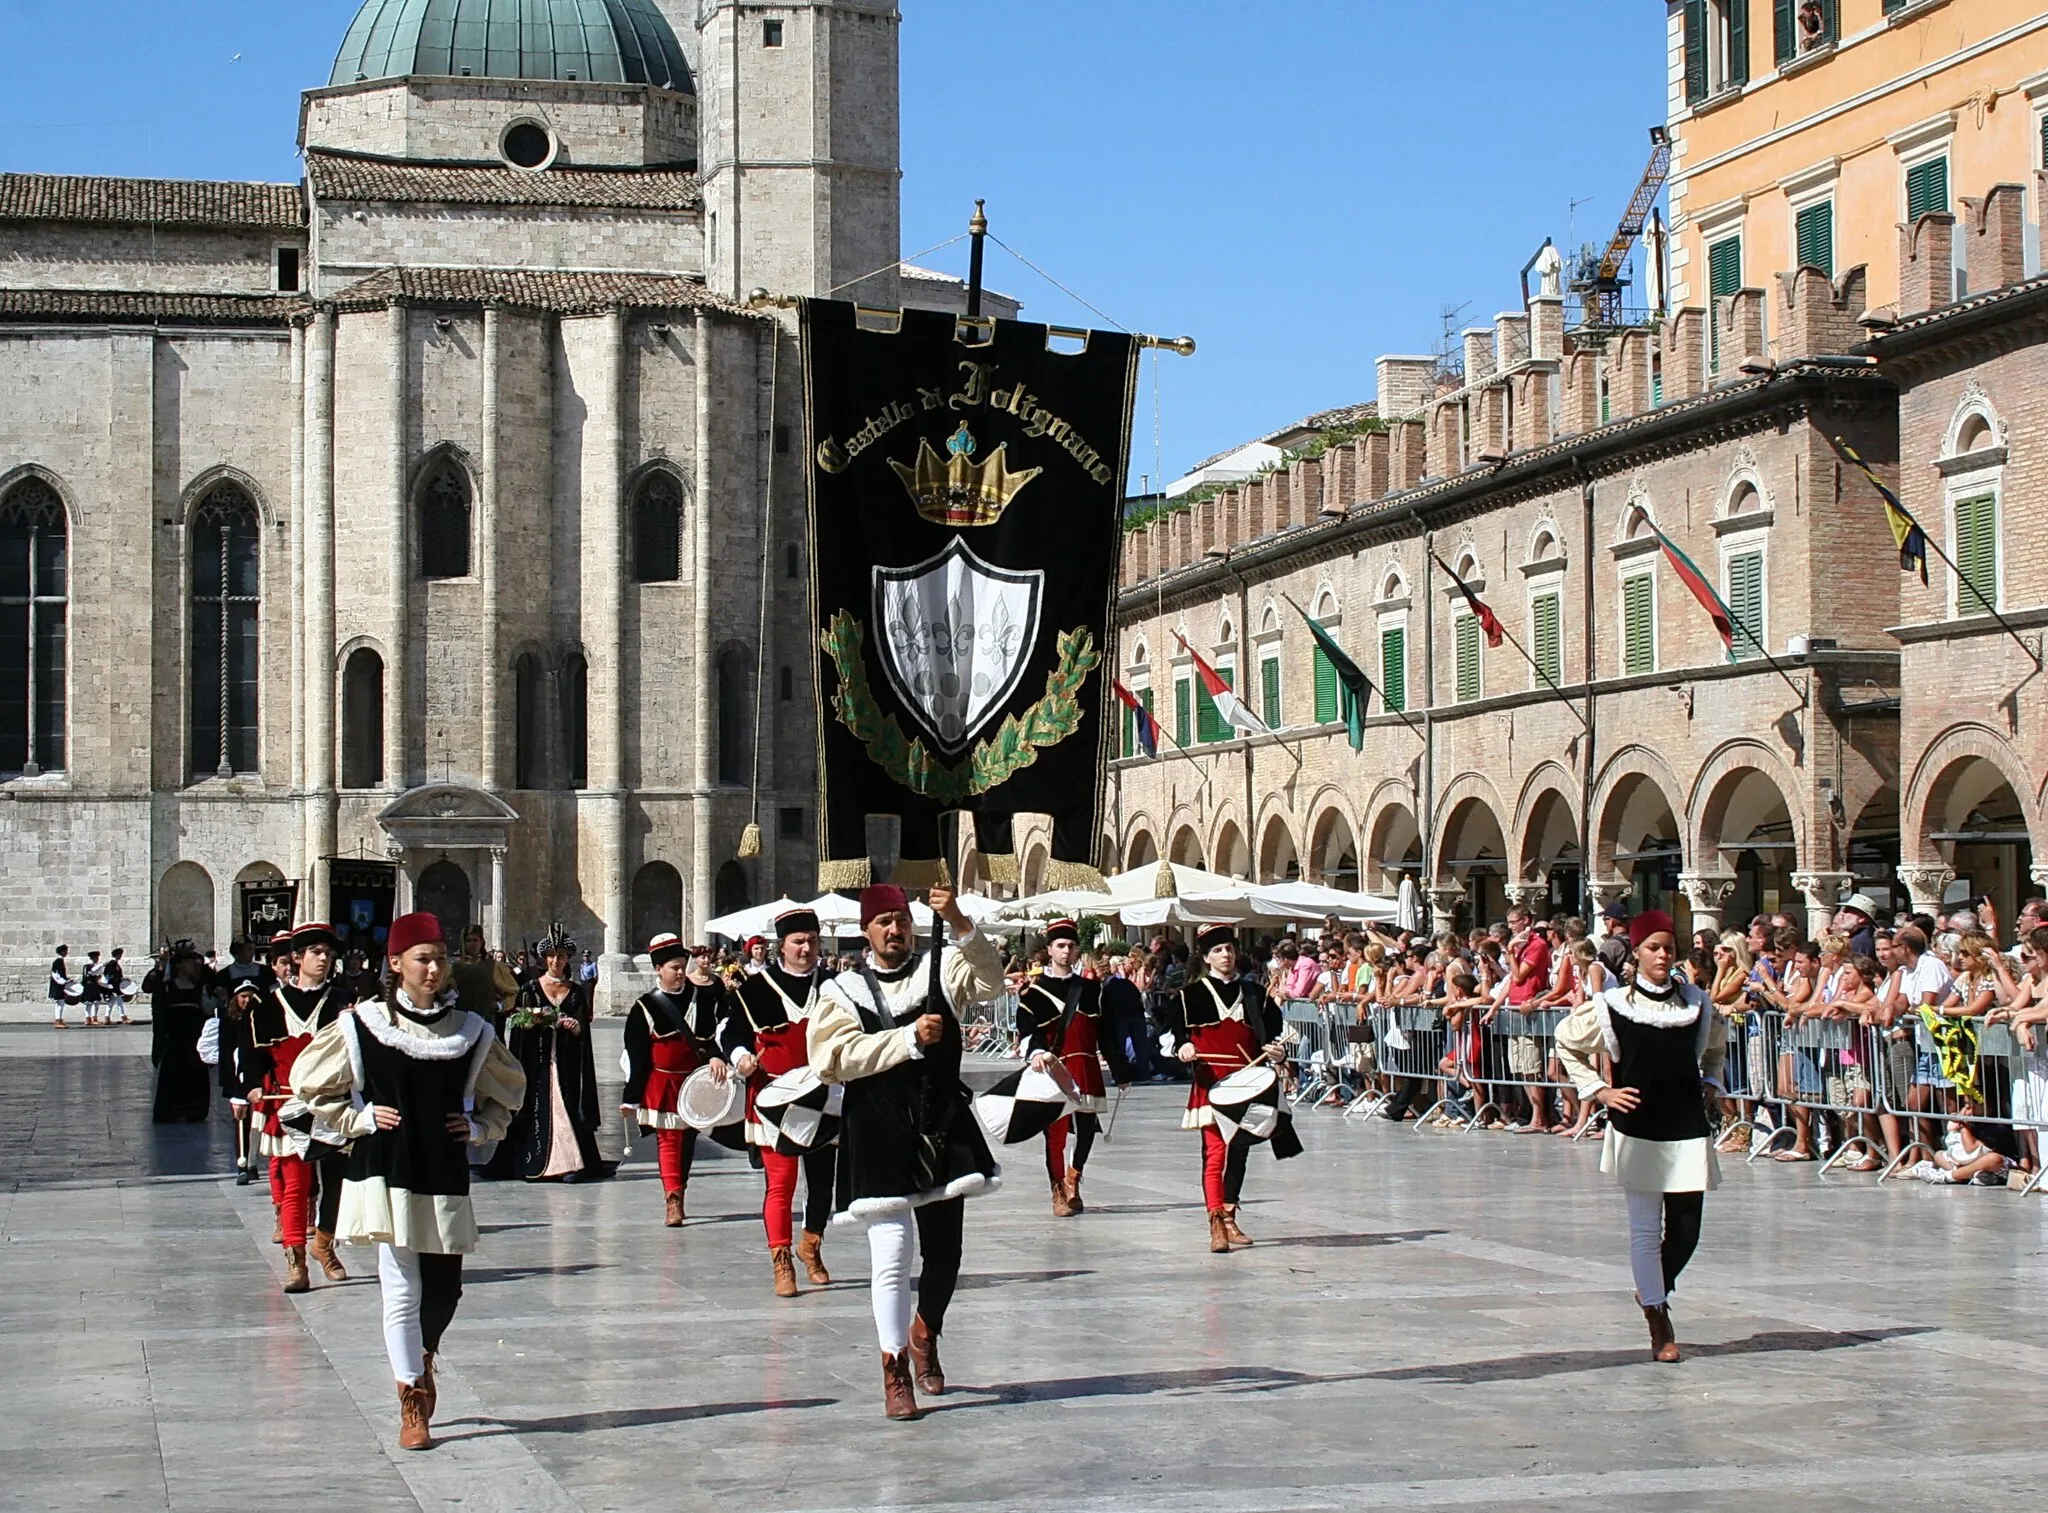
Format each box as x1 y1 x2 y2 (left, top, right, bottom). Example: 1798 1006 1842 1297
724 907 839 1296
1158 924 1291 1254
620 934 728 1227
1555 908 1727 1363
489 924 612 1183
291 911 525 1451
247 921 358 1293
1016 919 1132 1217
809 884 1004 1422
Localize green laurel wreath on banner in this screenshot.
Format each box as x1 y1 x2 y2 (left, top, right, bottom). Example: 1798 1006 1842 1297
822 611 1100 804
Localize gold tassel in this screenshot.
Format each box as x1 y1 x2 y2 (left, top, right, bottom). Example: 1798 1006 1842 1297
1154 858 1177 898
1043 860 1108 893
818 857 873 891
891 858 949 891
983 852 1019 887
737 823 762 859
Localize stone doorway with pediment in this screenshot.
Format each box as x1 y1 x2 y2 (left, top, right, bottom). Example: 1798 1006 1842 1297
376 784 520 950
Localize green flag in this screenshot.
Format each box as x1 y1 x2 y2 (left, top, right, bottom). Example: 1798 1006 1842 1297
1297 607 1374 751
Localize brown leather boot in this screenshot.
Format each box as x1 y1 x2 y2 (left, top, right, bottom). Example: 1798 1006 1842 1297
771 1245 800 1298
796 1229 831 1286
1222 1205 1253 1247
419 1352 438 1421
283 1246 310 1294
397 1381 433 1450
1644 1302 1681 1363
907 1313 945 1396
1050 1176 1075 1218
1208 1209 1231 1254
309 1229 348 1282
880 1351 920 1421
664 1191 685 1228
1064 1170 1085 1214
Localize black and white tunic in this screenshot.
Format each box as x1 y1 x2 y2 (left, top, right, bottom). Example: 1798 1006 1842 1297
1557 977 1726 1194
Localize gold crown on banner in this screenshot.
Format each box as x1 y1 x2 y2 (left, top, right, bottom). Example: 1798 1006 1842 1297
889 423 1042 527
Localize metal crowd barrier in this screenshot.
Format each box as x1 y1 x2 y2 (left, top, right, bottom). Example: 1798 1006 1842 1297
1869 1008 2041 1186
1280 1000 1354 1111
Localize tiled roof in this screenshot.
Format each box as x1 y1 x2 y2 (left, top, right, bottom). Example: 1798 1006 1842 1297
0 289 304 326
306 153 701 212
1865 271 2048 339
0 174 303 229
328 266 756 317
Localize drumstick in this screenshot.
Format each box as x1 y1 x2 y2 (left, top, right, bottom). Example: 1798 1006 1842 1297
1104 1081 1128 1143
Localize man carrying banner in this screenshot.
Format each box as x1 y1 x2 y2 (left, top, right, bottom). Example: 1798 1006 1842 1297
1016 918 1131 1217
723 906 840 1295
808 884 1004 1421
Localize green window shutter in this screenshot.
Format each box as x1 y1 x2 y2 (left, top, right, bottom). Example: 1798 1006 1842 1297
1533 592 1562 686
1173 678 1192 748
1260 656 1281 729
1623 576 1656 676
1455 615 1481 702
1708 235 1743 373
1121 700 1133 758
1312 634 1338 723
1726 552 1765 661
1195 666 1232 743
1685 0 1709 104
2040 110 2048 170
1728 0 1750 87
1380 626 1406 714
1906 157 1949 221
1774 0 1796 64
1795 201 1833 277
1955 495 1998 614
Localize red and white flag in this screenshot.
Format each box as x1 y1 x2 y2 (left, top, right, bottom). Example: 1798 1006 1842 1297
1173 632 1267 737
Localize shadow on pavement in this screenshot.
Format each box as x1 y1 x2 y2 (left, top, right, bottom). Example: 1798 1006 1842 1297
441 1397 838 1438
1362 1326 1936 1383
1251 1228 1448 1249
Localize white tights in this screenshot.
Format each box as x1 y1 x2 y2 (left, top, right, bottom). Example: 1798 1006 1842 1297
379 1244 430 1385
866 1215 916 1355
1625 1189 1668 1306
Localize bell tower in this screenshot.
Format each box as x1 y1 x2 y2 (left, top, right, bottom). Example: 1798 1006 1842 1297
694 1 902 306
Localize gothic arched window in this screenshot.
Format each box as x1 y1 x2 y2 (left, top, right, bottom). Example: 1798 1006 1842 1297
341 647 384 789
633 473 682 582
562 652 589 790
514 653 546 789
190 482 261 777
717 645 750 786
0 477 67 776
419 459 472 580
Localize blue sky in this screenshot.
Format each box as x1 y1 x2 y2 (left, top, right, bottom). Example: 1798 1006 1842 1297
0 1 1665 485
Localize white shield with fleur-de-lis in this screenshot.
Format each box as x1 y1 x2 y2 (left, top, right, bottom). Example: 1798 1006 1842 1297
872 538 1044 754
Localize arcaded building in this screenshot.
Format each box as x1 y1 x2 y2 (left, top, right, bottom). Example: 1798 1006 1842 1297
0 1 931 997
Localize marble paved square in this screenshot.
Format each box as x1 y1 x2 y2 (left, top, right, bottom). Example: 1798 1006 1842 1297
5 1019 2047 1512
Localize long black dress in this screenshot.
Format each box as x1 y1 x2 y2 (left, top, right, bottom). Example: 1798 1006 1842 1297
144 967 213 1123
486 978 613 1181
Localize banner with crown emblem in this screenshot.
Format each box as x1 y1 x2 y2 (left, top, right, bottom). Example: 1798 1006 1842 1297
801 299 1139 892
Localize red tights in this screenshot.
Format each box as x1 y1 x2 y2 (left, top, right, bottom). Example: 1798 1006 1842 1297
269 1154 314 1247
655 1129 696 1196
1199 1127 1248 1211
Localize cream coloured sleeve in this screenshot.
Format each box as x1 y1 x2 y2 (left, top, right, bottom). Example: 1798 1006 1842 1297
1553 998 1609 1100
291 1018 378 1139
942 927 1006 1010
808 990 917 1085
467 1034 527 1143
1697 998 1729 1089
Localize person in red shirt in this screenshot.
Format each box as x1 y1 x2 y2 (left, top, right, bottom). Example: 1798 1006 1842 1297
1505 906 1555 1133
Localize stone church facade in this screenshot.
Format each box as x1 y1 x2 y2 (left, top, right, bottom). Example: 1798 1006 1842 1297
0 1 941 998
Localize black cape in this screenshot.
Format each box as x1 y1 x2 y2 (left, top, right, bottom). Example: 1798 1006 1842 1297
484 979 613 1181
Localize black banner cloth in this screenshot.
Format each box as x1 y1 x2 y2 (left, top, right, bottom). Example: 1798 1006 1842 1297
801 301 1139 891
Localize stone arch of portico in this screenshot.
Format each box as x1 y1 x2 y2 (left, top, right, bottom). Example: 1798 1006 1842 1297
180 463 277 530
1591 745 1688 878
1903 722 2041 865
1510 762 1580 882
1123 824 1160 871
1212 817 1250 880
1689 740 1807 871
1167 823 1206 870
1360 779 1421 894
1258 810 1301 883
1430 771 1510 888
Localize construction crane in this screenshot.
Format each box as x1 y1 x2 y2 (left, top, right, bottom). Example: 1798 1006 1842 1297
1570 126 1672 331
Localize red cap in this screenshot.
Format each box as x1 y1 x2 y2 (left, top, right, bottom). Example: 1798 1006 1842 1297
387 911 444 959
1628 909 1676 949
859 884 912 928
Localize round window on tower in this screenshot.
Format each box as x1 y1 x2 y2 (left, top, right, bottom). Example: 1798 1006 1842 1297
501 120 556 171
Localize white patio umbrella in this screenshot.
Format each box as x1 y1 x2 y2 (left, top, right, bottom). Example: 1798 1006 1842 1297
703 896 805 941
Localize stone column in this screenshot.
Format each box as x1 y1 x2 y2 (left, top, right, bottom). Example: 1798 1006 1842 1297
1679 872 1737 938
1587 877 1632 913
389 846 414 917
1503 881 1549 916
689 310 718 941
479 306 502 790
288 322 306 807
488 846 508 952
585 310 631 968
385 302 408 792
1897 864 1956 915
303 310 338 921
2032 862 2048 896
1426 885 1465 939
1790 870 1856 941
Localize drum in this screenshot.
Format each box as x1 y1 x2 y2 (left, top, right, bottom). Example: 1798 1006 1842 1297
677 1066 746 1132
973 1066 1073 1146
61 981 84 1001
754 1067 844 1154
119 981 140 1001
1208 1063 1282 1144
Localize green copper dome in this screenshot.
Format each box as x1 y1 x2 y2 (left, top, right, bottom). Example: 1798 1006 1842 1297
332 0 692 93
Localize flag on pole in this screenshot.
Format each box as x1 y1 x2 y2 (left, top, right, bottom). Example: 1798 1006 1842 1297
1111 679 1160 758
1435 554 1504 647
1293 607 1374 751
1173 632 1266 737
1831 434 1929 585
1631 507 1742 660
